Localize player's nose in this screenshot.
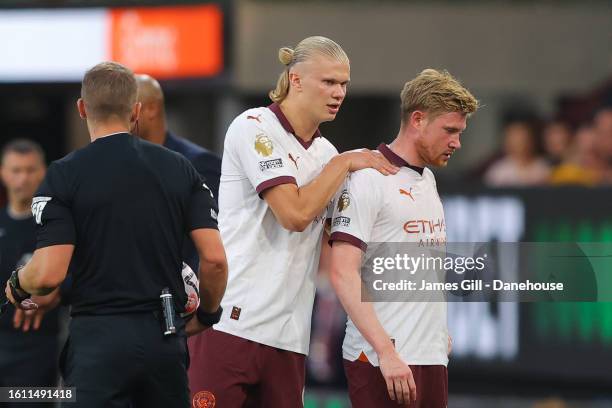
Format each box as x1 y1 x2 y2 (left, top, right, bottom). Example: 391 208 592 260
449 136 461 150
332 84 346 100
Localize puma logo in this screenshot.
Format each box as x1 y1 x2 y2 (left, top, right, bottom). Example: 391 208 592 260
399 187 415 201
247 114 262 123
288 153 300 169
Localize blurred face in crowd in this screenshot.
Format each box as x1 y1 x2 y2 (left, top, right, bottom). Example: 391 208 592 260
543 121 572 160
413 111 466 167
575 126 598 161
0 151 46 205
504 122 537 161
291 53 350 125
594 108 612 159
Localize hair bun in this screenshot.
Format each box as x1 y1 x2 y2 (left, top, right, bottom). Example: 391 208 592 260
278 47 294 66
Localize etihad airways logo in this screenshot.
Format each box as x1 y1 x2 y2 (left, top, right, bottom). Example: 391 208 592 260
403 218 446 234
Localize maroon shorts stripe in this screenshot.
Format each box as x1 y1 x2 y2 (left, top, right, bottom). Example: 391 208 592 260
343 358 448 408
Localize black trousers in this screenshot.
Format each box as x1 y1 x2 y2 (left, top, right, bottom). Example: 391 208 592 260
60 312 189 408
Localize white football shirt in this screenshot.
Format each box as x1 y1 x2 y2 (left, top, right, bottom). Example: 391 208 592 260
330 143 449 366
214 103 338 355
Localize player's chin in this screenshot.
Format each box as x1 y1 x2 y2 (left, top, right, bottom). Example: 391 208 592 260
319 113 338 123
435 157 450 167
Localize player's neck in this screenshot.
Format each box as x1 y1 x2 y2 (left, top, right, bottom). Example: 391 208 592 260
278 100 318 142
7 198 32 219
88 122 132 142
389 131 425 168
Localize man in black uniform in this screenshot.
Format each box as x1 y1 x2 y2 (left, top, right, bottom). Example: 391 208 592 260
135 74 221 200
4 62 228 408
0 139 63 407
135 74 221 272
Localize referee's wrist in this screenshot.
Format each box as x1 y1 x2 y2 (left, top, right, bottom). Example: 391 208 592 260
9 269 31 303
195 305 223 327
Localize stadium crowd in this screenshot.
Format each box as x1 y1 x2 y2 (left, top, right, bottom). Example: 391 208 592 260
477 99 612 187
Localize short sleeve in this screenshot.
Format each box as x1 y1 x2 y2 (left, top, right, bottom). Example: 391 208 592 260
33 163 76 249
329 172 380 252
231 115 298 197
191 152 221 203
186 163 219 232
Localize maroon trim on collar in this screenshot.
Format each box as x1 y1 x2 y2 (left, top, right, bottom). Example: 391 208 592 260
329 232 367 252
377 143 424 175
256 176 297 199
268 103 322 150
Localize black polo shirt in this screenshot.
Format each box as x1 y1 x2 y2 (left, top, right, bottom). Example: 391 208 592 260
163 131 221 272
33 132 217 316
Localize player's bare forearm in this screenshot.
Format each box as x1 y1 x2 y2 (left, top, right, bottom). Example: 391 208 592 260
317 231 332 277
191 228 228 313
18 245 74 296
198 258 227 313
329 242 395 357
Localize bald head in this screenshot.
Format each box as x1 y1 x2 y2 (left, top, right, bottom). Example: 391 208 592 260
136 74 164 105
135 74 166 144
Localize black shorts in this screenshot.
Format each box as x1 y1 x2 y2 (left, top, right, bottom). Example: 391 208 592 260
61 312 189 408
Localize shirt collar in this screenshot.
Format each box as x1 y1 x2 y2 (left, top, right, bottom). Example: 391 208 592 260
268 103 322 150
377 143 424 175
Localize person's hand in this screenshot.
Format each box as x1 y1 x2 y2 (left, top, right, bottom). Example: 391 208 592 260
13 288 61 332
448 335 452 356
185 315 210 337
4 281 37 311
340 150 400 176
378 349 417 405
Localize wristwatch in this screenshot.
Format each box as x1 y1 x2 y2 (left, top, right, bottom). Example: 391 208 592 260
196 306 223 327
9 268 31 303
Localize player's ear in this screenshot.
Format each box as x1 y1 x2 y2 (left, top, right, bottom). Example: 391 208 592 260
77 98 87 119
410 110 426 129
289 71 301 92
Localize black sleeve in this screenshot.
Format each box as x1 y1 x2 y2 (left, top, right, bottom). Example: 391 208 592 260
33 163 76 249
191 152 221 204
185 162 219 232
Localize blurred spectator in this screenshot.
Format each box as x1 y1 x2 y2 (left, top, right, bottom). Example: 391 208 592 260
532 398 568 408
542 120 573 166
550 124 603 186
484 120 551 186
593 105 612 183
0 139 62 405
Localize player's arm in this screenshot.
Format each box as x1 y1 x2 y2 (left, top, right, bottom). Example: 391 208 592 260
186 229 228 336
184 162 228 336
329 242 416 404
13 245 73 296
317 230 332 277
263 151 398 232
5 163 75 309
190 228 227 313
5 245 73 314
